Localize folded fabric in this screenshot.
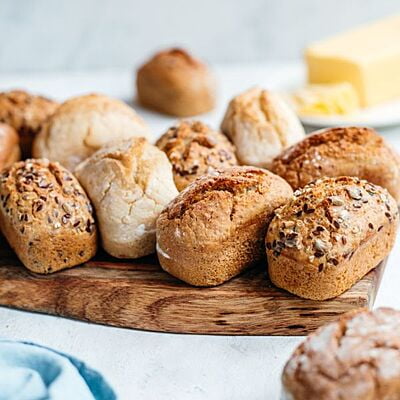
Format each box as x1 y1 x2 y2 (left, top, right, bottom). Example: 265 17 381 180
0 339 116 400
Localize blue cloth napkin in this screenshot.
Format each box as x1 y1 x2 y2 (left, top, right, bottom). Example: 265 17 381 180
0 339 116 400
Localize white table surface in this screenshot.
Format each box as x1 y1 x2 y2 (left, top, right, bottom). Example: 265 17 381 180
1 63 400 400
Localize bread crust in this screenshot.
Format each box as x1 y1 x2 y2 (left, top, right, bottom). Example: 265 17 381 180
156 166 293 286
33 93 150 171
0 123 20 170
0 159 97 273
282 307 400 400
75 137 178 258
220 87 305 167
270 126 400 203
156 120 238 191
0 90 59 158
266 176 399 300
136 48 216 117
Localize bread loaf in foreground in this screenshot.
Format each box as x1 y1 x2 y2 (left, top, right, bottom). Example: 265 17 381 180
0 159 97 273
156 166 293 286
75 137 178 258
282 307 400 400
266 176 398 300
270 126 400 203
156 120 238 191
33 93 150 171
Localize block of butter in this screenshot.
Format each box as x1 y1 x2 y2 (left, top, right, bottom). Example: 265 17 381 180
306 15 400 107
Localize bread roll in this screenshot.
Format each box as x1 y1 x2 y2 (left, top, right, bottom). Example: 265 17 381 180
136 48 216 116
0 90 59 158
156 120 238 191
266 176 398 300
220 87 305 168
156 166 293 286
33 93 150 171
0 159 97 273
270 126 400 203
282 308 400 400
0 123 20 170
75 137 178 258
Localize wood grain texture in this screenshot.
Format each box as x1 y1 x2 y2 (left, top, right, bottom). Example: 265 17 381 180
0 238 385 336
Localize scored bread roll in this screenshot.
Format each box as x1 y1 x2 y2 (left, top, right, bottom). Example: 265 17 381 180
0 123 20 170
75 137 178 259
156 166 293 286
156 120 238 191
0 159 97 273
33 93 151 171
221 87 305 168
0 90 59 158
266 176 398 300
270 126 400 203
282 308 400 400
137 48 216 116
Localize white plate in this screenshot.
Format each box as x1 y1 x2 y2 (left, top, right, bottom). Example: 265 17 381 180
299 97 400 129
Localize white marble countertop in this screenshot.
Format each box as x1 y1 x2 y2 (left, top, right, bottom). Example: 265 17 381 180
1 63 400 400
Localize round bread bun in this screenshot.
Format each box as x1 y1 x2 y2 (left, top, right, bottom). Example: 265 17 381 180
0 90 59 158
136 48 216 117
156 120 238 191
270 126 400 203
221 87 305 168
282 307 400 400
0 123 20 170
75 137 178 259
33 93 151 171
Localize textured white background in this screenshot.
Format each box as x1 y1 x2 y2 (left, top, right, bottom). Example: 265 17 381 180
0 0 399 72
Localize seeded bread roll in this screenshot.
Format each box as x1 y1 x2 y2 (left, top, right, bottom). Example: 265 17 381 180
33 93 151 171
220 87 305 168
266 176 398 300
156 120 238 191
0 90 59 158
282 307 400 400
75 137 178 258
136 48 216 116
270 126 400 203
0 159 97 273
0 123 20 170
156 166 293 286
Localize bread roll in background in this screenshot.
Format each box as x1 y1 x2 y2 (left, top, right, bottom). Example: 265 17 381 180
221 87 305 168
136 48 216 117
75 137 178 259
0 123 20 170
282 308 400 400
0 159 97 273
156 166 293 286
0 90 59 158
266 176 398 300
156 120 238 191
33 93 151 171
270 126 400 203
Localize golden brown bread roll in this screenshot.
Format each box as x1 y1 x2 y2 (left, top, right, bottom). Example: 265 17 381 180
33 93 151 171
136 48 216 117
156 120 238 191
270 126 400 203
156 166 293 286
282 307 400 400
0 123 20 170
0 159 97 273
0 90 59 158
266 176 398 300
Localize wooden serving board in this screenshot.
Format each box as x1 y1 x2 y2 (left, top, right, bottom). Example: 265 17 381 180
0 238 385 336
